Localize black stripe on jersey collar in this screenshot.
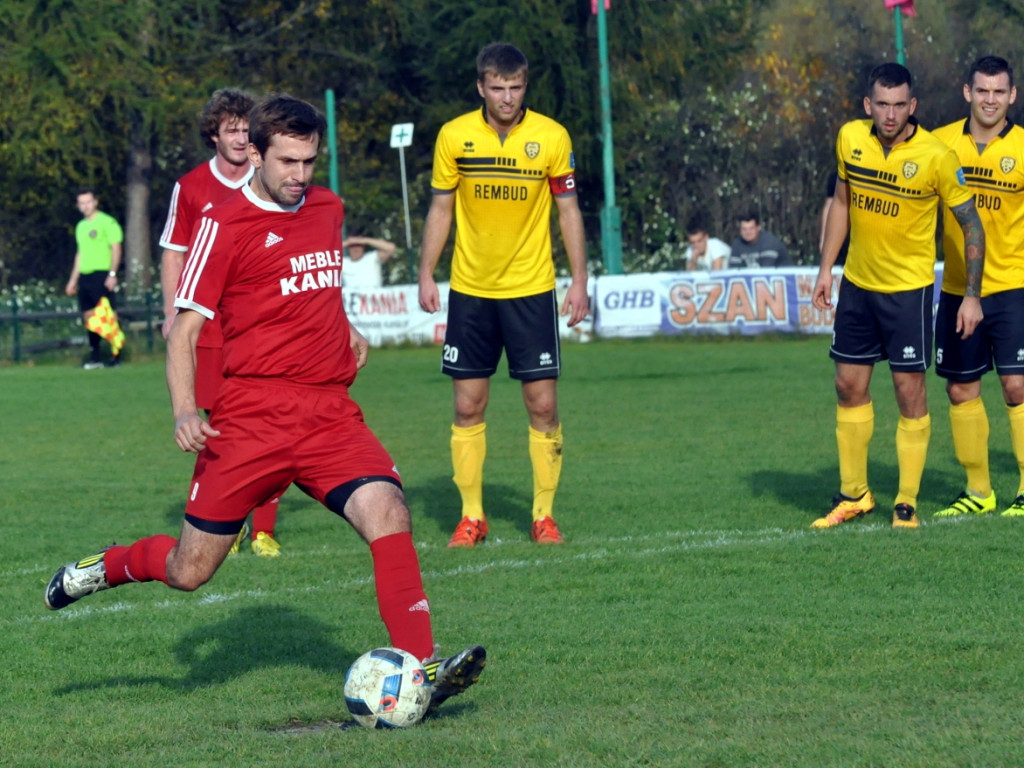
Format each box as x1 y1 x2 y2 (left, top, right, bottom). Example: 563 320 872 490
869 115 920 141
479 104 529 129
962 116 1015 138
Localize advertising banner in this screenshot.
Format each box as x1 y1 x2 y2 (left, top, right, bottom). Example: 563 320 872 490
594 266 946 338
345 277 597 346
346 267 946 344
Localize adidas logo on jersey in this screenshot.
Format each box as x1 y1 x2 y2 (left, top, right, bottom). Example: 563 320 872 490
265 232 284 248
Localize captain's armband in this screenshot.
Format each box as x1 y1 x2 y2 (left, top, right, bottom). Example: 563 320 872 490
549 173 577 195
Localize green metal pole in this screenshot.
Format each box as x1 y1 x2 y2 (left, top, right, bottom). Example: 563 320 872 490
145 288 154 353
325 89 340 196
596 1 623 274
11 290 20 364
894 8 905 65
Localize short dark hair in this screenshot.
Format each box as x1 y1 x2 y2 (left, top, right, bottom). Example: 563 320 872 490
199 88 256 149
477 42 528 82
968 55 1014 88
737 211 759 225
76 187 96 199
248 93 326 157
685 215 708 237
867 62 913 96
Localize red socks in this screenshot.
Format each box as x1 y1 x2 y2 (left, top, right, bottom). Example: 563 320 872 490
101 531 433 663
251 497 280 538
103 535 177 586
370 532 434 660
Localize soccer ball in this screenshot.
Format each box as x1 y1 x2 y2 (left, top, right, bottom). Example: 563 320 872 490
344 647 432 729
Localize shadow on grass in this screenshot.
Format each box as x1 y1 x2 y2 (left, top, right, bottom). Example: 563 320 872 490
410 474 532 537
572 364 767 384
747 460 904 520
54 604 356 694
52 602 482 721
749 446 1024 522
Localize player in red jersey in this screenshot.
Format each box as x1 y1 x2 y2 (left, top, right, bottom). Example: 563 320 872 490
46 94 485 709
159 88 283 556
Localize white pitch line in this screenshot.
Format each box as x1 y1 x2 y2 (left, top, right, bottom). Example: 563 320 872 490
10 517 972 627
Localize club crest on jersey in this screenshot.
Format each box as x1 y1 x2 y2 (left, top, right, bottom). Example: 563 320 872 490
525 141 540 159
1001 156 1016 174
902 161 918 179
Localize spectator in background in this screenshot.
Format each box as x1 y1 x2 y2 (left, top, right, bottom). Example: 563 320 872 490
729 212 793 268
682 216 730 271
65 187 124 369
819 170 849 266
342 234 397 289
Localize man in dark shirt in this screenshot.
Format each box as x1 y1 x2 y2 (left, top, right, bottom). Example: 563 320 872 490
729 212 793 267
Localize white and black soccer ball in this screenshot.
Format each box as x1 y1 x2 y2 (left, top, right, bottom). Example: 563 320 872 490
344 647 431 729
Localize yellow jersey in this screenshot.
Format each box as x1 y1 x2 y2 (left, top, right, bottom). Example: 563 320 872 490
431 107 577 298
933 118 1024 296
837 117 972 292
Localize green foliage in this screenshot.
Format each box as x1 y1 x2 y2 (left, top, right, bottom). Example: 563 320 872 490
9 0 1024 285
5 340 1024 765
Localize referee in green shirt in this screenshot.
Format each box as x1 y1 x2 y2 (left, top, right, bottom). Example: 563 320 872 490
65 187 123 368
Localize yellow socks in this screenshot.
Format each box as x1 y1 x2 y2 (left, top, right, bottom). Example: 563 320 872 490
895 414 931 508
452 422 565 523
836 403 874 499
949 397 991 497
529 424 563 522
451 423 486 520
1006 402 1024 495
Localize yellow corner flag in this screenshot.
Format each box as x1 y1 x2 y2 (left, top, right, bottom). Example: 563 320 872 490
85 297 125 356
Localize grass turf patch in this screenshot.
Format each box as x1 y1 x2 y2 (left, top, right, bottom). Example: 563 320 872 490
3 336 1024 767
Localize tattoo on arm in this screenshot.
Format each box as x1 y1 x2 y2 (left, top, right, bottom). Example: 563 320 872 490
951 200 985 298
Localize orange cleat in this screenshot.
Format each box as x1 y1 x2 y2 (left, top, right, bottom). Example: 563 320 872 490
447 517 488 548
530 516 564 545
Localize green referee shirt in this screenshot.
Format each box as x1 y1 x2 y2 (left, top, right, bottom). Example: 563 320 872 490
75 211 123 274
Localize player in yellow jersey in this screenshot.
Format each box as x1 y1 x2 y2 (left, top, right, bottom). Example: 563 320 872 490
418 42 590 547
932 56 1024 519
811 62 986 529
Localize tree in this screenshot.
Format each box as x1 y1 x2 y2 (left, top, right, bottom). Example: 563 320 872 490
0 0 230 291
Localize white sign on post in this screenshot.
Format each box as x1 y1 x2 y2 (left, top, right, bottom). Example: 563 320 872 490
390 123 414 148
390 122 416 256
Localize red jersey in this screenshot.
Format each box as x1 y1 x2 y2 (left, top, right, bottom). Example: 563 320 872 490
175 185 357 387
160 158 253 348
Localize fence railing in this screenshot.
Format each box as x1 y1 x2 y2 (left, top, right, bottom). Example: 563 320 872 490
0 294 160 363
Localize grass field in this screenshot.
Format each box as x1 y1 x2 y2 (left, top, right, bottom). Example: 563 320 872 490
3 336 1024 767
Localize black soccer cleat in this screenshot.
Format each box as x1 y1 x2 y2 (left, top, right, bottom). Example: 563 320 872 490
422 645 487 713
44 550 111 610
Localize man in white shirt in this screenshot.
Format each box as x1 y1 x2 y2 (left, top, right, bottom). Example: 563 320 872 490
682 218 730 271
342 234 397 289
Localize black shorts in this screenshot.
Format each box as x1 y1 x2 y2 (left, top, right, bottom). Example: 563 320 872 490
442 289 561 381
935 288 1024 382
77 271 115 313
829 280 932 371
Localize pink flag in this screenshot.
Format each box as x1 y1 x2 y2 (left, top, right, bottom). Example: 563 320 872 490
884 0 916 16
591 0 610 13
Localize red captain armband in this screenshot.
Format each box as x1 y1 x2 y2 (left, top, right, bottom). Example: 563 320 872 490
549 173 577 195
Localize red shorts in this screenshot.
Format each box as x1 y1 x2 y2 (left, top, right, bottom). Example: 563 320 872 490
184 377 400 529
195 346 225 412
